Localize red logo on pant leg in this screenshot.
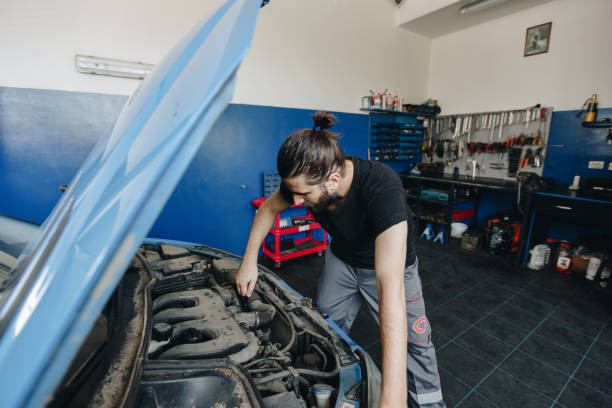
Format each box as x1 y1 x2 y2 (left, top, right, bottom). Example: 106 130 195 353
413 317 427 334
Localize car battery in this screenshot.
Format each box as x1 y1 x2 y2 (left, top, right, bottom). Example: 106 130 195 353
461 229 485 252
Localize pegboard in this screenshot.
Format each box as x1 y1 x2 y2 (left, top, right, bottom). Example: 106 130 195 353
423 106 553 181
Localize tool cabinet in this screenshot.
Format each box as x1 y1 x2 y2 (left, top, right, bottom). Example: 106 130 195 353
361 108 434 174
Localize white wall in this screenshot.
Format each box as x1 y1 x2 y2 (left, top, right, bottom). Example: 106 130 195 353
0 0 431 114
427 0 612 114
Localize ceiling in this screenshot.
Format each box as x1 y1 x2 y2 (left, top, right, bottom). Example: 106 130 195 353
397 0 557 38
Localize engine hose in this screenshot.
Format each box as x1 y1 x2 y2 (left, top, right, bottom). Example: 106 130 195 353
243 356 287 369
300 329 341 377
253 370 292 385
295 366 339 379
256 288 296 354
309 343 328 370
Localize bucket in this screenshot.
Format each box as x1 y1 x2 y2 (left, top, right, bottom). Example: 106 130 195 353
313 384 334 408
528 244 547 270
450 222 468 238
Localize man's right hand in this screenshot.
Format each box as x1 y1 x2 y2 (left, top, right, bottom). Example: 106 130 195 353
235 262 259 297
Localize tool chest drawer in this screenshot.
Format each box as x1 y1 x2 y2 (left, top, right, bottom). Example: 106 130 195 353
533 193 612 228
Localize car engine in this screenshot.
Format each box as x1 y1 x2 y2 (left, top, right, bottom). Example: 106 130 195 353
127 243 376 408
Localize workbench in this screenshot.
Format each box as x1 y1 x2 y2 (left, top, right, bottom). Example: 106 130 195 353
400 174 528 261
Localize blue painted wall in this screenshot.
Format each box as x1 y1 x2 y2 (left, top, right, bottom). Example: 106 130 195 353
0 87 367 255
543 108 612 185
2 86 609 254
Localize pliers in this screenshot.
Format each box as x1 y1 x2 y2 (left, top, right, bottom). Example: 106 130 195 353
520 148 533 168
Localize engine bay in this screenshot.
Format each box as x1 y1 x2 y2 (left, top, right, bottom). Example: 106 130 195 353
134 243 371 408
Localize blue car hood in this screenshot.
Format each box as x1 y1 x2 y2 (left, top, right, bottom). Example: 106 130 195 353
0 1 261 406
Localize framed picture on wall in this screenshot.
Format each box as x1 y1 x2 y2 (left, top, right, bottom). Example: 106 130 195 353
524 22 552 57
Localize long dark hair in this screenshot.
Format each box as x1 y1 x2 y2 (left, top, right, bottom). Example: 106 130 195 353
277 111 345 184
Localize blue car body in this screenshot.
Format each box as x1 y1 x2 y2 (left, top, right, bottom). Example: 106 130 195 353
0 1 380 407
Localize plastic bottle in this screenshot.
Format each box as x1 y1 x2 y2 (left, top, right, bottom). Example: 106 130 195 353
586 254 602 280
554 242 572 274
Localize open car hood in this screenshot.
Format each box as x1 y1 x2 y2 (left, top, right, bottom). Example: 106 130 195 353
0 1 262 406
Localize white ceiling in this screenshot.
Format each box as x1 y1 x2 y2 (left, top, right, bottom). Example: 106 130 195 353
397 0 557 38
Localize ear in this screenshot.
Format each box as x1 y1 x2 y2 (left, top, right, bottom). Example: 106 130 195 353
325 172 341 190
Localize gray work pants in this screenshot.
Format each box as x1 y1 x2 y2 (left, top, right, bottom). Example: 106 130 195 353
316 247 445 408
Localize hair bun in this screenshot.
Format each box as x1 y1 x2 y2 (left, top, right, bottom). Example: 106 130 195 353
312 111 336 130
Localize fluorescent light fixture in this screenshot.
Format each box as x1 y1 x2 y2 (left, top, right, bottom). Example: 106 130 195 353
460 0 510 15
75 55 154 79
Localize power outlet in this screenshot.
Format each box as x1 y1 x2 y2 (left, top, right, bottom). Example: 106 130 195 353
588 161 604 169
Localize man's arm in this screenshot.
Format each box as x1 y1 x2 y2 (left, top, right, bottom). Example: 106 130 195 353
235 188 290 297
375 220 408 407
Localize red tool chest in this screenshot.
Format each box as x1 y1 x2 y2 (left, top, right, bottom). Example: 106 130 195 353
252 197 327 268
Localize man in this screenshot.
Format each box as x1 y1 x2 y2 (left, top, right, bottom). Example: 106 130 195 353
236 111 445 408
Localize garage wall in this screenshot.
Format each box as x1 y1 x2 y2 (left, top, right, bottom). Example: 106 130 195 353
427 0 612 114
0 0 431 113
0 87 368 255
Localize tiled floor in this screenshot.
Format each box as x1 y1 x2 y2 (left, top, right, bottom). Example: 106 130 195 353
260 239 612 408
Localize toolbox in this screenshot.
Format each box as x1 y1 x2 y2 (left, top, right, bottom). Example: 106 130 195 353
421 188 452 201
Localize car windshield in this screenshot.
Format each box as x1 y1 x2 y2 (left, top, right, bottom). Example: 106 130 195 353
0 215 39 288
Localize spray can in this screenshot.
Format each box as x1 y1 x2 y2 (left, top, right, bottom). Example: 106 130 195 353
585 93 598 123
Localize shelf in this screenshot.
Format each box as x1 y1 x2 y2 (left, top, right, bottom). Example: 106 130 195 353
262 238 325 265
360 108 433 117
582 121 612 128
405 193 472 206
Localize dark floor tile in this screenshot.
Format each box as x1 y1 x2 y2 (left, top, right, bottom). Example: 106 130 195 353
493 303 544 332
422 284 451 308
476 369 552 408
438 368 470 407
533 321 593 354
508 293 556 318
598 323 612 347
460 392 498 407
546 307 605 339
432 332 449 349
499 351 569 399
486 271 531 291
454 327 514 365
574 359 612 397
519 335 583 375
557 379 612 408
587 339 612 369
442 297 490 325
434 278 472 299
481 282 516 302
437 342 494 387
559 292 612 323
521 284 568 306
475 315 530 347
429 309 471 339
537 271 575 291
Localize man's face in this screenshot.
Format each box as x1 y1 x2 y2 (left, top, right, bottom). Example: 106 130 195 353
283 174 340 212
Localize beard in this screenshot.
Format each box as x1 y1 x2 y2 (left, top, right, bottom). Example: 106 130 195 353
307 185 341 212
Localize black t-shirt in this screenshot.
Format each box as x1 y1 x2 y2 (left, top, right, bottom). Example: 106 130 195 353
280 156 416 269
